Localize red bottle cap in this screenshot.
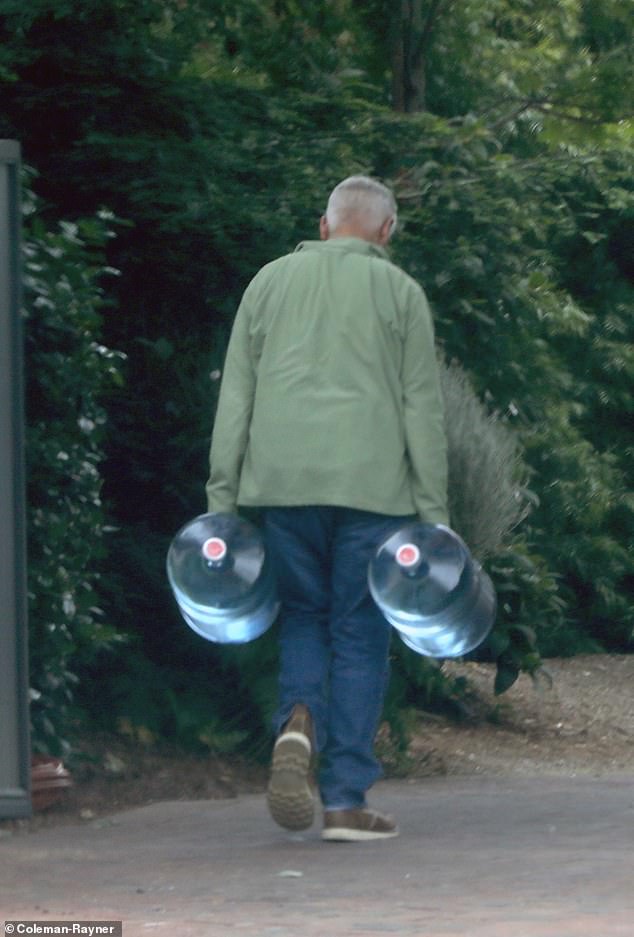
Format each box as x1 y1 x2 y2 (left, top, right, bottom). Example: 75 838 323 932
396 543 420 568
202 537 227 562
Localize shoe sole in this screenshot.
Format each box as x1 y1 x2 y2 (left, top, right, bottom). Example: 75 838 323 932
322 827 399 842
267 731 314 831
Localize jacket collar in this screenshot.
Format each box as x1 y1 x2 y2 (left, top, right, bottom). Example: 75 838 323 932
294 237 389 260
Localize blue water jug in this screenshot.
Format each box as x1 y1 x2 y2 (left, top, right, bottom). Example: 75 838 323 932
368 523 496 658
166 512 279 643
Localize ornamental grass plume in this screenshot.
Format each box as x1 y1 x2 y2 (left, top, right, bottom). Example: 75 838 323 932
440 358 531 560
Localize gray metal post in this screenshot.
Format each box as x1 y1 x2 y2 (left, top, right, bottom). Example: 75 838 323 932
0 139 31 818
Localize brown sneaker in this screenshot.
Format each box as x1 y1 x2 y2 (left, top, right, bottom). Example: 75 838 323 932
267 704 315 831
322 807 399 842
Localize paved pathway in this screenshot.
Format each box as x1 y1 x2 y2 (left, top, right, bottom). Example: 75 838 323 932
1 775 633 936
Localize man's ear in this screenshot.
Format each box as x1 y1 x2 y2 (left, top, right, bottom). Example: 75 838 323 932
319 215 330 241
378 216 396 245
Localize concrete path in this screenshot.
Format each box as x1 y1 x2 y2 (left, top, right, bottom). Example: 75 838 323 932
1 774 633 936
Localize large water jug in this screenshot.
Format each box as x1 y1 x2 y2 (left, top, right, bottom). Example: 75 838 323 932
368 523 496 658
166 512 279 643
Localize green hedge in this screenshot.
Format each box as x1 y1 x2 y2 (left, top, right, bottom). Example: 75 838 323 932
22 177 125 754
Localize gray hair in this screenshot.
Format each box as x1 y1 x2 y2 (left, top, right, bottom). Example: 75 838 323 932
326 176 397 235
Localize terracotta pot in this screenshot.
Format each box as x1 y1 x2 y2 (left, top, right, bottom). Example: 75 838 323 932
31 755 73 811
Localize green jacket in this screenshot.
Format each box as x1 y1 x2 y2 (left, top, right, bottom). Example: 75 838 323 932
206 237 448 524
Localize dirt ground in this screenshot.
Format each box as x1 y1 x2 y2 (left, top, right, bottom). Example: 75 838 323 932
405 653 634 779
2 654 633 836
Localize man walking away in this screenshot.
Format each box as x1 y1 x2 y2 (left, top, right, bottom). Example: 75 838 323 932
206 175 448 841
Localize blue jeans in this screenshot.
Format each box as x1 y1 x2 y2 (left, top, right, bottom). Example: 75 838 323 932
263 506 409 810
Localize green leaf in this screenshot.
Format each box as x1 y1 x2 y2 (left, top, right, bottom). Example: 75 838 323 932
494 663 520 696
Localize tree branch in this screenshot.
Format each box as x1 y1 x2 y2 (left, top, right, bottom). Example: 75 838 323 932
487 96 613 132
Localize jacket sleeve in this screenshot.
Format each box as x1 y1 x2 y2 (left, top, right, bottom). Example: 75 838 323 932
402 289 449 525
205 292 256 514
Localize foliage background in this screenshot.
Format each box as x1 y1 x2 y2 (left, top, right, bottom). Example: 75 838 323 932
1 0 632 754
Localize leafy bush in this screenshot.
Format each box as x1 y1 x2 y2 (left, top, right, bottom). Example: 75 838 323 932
22 177 125 754
5 1 632 758
521 409 634 653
